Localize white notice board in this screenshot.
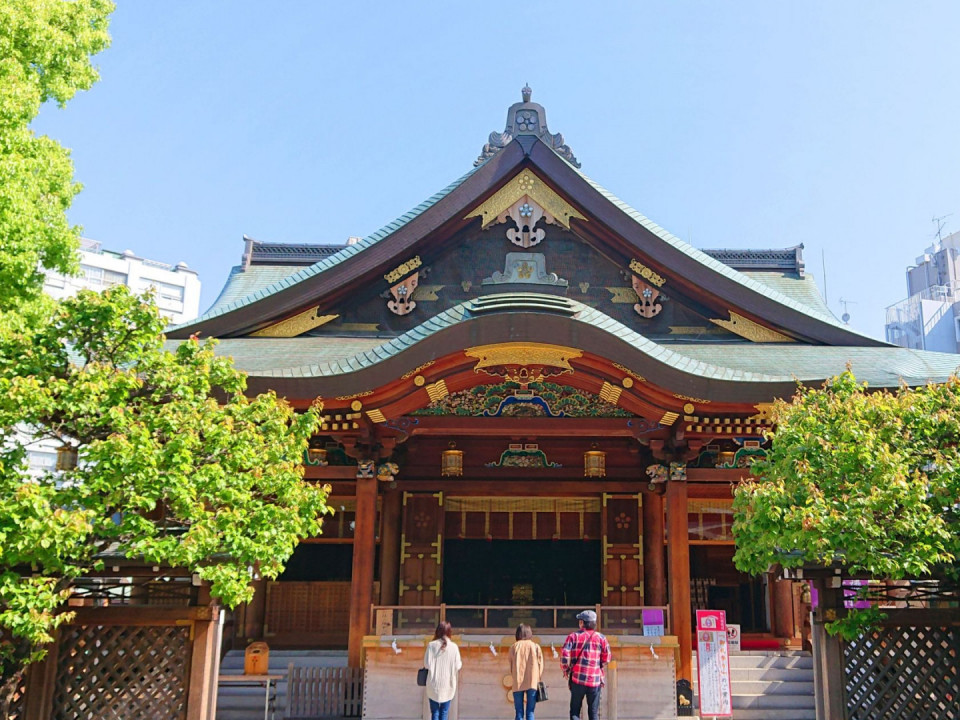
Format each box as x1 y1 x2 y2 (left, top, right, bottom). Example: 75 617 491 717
695 609 733 717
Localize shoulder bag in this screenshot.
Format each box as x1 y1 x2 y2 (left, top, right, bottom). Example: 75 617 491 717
536 681 548 702
566 631 594 690
417 667 428 686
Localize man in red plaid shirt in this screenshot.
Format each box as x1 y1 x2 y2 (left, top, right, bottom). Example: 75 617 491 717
560 610 611 720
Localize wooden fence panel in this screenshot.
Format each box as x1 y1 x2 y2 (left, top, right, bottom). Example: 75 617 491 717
50 623 191 719
843 625 960 720
287 664 364 719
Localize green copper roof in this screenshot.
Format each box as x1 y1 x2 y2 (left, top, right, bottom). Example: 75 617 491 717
168 163 483 332
207 265 303 315
166 293 959 389
565 160 873 340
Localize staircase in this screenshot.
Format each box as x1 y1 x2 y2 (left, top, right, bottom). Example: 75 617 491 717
692 650 815 720
216 649 348 720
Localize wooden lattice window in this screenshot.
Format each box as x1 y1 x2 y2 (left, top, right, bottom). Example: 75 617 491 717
51 624 191 720
843 625 960 720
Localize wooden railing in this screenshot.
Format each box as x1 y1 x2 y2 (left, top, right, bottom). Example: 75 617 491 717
370 604 669 635
287 664 364 719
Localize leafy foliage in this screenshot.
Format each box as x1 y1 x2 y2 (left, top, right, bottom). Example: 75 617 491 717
0 288 329 683
0 0 114 307
733 371 960 632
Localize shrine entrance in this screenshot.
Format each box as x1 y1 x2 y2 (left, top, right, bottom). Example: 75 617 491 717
442 539 601 606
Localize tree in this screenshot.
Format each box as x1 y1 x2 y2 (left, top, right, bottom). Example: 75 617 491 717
0 0 114 309
0 5 331 708
0 288 329 709
732 370 960 634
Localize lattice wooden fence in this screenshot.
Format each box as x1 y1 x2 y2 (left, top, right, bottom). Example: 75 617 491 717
51 623 192 719
8 675 27 720
287 664 364 719
843 625 960 720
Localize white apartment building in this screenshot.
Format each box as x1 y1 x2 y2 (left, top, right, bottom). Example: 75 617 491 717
44 238 201 324
21 239 202 477
885 230 960 353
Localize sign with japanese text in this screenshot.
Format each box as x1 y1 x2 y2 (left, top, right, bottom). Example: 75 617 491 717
695 609 733 717
726 623 741 652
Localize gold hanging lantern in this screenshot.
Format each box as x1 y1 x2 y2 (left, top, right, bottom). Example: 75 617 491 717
584 445 606 478
56 445 78 471
441 442 463 477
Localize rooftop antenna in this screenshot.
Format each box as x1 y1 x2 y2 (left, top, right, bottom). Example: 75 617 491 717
838 297 857 324
933 214 952 244
821 248 828 305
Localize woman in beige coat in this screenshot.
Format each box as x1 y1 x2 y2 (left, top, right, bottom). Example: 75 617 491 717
509 624 544 720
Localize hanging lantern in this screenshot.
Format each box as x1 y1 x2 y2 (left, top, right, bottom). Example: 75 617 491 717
441 442 463 477
584 445 606 478
307 447 328 466
56 445 78 471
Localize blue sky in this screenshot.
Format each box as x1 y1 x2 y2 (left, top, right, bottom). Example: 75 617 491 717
33 1 960 340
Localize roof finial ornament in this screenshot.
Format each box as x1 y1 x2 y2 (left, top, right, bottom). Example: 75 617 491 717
475 87 580 168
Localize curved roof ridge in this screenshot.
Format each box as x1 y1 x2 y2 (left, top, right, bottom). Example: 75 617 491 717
251 294 787 383
167 164 483 333
566 164 879 342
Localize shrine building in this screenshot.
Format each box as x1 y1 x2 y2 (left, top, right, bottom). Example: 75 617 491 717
167 87 960 710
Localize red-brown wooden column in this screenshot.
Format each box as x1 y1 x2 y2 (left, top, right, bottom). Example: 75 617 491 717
348 474 378 667
666 477 692 681
642 490 666 606
379 488 403 605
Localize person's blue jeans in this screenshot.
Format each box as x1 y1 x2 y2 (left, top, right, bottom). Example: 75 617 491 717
513 688 538 720
429 698 451 720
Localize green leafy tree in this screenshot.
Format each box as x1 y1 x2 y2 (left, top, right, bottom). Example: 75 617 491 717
0 289 329 708
0 5 331 709
0 0 114 308
733 371 960 635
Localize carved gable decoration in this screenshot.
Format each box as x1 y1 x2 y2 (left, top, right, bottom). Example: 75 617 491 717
481 252 568 288
710 311 795 343
383 256 423 316
628 259 666 319
465 169 586 246
250 307 339 337
411 380 633 418
464 342 582 386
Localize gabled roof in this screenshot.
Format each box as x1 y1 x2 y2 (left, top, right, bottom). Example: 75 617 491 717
167 93 883 347
166 292 959 403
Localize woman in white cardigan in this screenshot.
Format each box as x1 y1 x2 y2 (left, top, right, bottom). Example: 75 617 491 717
423 621 463 720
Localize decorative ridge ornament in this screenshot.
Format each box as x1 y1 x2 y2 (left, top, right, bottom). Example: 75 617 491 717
466 169 586 233
250 306 339 337
464 342 582 376
384 256 423 283
383 256 423 316
475 86 581 168
710 311 795 343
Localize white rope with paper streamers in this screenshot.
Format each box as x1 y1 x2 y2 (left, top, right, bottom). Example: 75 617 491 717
489 642 498 656
391 638 401 654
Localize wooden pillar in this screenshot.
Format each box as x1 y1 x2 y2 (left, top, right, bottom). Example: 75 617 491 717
810 577 845 720
348 474 378 667
772 577 796 640
186 604 220 720
379 488 403 606
242 578 268 641
23 630 61 720
641 490 666 606
666 477 692 682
